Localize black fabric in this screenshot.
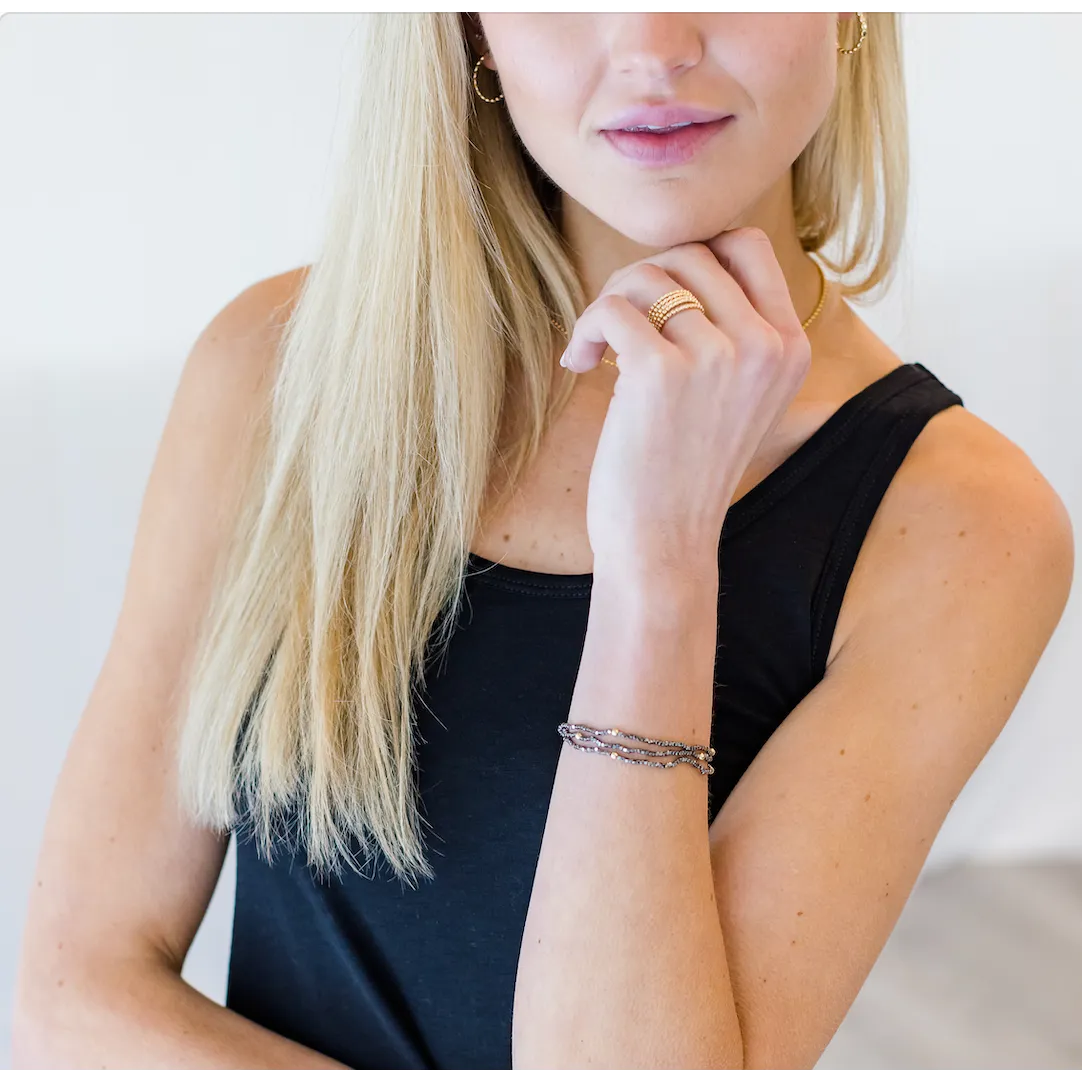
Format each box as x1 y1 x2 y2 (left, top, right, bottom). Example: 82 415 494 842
225 361 964 1068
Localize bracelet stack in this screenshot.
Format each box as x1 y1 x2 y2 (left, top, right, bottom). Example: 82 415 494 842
557 722 715 776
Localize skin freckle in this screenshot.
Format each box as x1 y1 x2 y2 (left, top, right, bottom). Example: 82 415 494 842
899 526 907 535
958 530 966 537
797 910 804 916
503 533 511 542
839 748 845 755
864 793 871 801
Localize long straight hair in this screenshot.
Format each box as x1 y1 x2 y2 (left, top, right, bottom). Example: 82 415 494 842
177 13 907 886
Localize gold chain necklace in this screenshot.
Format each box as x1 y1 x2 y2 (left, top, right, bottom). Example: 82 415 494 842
549 257 829 367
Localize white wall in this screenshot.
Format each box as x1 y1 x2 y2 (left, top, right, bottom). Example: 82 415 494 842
1 13 1079 1065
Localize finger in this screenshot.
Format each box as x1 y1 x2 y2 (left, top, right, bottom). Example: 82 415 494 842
702 227 806 339
627 244 787 363
589 261 727 364
562 291 683 375
621 243 782 361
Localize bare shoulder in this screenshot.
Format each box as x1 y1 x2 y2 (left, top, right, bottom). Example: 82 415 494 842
888 403 1072 557
834 400 1075 666
193 264 311 374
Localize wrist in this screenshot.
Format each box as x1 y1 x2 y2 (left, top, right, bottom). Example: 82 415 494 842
590 555 720 627
574 558 719 747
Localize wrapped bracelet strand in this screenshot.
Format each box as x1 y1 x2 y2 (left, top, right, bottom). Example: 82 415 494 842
557 722 716 776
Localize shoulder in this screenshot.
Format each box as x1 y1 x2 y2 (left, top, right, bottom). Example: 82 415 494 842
837 401 1075 670
885 403 1072 578
179 264 312 428
192 264 311 365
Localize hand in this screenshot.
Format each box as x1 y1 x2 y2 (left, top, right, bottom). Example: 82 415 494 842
561 227 813 580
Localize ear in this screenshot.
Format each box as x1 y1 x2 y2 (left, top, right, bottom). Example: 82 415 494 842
461 13 488 63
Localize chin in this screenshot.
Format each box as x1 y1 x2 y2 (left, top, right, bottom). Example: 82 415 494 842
599 201 741 251
610 207 735 249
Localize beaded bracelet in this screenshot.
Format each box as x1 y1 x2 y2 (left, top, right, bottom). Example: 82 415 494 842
557 722 716 776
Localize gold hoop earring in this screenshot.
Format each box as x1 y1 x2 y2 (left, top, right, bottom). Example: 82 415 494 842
473 53 503 103
837 12 868 54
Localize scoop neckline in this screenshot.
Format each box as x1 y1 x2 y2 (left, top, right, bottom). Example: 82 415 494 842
465 361 931 593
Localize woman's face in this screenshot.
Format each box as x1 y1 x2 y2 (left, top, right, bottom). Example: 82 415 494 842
471 13 843 249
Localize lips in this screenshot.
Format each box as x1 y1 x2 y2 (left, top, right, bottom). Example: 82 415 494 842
600 103 732 131
601 116 733 167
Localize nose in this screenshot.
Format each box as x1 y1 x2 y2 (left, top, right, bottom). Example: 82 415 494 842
606 14 704 84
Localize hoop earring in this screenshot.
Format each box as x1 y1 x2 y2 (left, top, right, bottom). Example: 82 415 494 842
837 12 868 55
473 53 503 103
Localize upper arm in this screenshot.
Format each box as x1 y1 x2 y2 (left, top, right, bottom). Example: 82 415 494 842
706 411 1075 1068
15 268 309 1020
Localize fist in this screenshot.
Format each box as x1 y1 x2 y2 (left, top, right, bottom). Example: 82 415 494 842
560 227 813 579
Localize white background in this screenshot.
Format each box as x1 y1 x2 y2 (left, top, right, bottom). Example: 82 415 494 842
1 13 1079 1064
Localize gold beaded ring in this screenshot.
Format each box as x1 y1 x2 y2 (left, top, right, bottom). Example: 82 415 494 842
645 289 706 334
550 258 828 369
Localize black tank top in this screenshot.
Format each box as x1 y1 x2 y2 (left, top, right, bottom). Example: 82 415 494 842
224 361 964 1068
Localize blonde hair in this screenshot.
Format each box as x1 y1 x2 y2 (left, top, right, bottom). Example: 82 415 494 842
177 12 907 886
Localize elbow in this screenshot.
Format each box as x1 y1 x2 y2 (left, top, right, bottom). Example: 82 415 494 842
11 948 121 1068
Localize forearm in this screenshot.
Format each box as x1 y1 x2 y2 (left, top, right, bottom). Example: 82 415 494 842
512 559 743 1069
13 958 349 1069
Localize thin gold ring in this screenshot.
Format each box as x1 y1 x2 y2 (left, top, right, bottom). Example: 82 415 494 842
550 257 828 368
646 288 706 332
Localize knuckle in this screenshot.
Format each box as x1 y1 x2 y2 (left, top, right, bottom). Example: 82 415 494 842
732 225 772 246
594 292 627 319
675 243 719 275
650 340 683 368
635 262 673 291
750 323 786 362
702 336 735 366
788 328 813 367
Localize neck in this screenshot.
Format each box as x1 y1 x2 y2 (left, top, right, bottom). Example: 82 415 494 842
559 167 829 338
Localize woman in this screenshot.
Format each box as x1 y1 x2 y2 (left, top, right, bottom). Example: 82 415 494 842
14 12 1074 1070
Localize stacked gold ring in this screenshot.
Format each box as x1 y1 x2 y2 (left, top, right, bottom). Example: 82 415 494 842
646 288 706 332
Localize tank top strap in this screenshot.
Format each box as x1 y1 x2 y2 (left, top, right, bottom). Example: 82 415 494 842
808 362 964 677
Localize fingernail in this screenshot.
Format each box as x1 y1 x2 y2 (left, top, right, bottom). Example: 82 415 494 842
559 349 569 368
